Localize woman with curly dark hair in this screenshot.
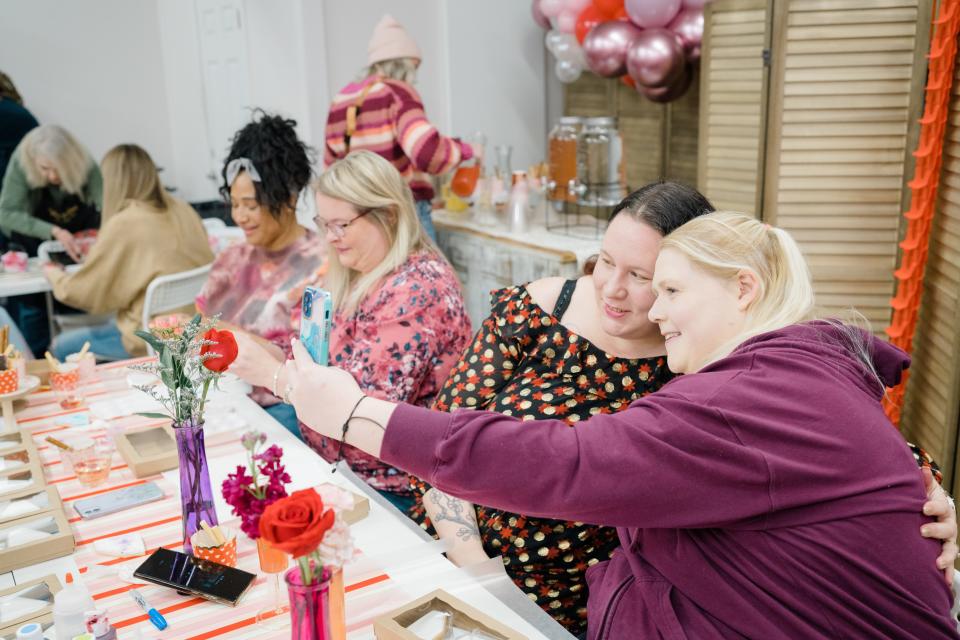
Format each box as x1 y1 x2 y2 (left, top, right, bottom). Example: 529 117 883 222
194 111 325 434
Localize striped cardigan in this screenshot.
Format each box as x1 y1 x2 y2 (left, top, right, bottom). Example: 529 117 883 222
324 76 472 202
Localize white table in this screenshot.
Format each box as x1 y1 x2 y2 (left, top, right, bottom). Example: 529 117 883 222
0 258 53 297
0 259 84 342
2 361 572 639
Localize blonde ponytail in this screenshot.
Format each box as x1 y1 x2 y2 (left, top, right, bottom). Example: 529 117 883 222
660 212 815 366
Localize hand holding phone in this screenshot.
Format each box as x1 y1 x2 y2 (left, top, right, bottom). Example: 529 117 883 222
299 286 332 365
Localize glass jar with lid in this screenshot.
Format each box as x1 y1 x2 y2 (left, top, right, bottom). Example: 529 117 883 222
547 116 582 202
575 117 626 207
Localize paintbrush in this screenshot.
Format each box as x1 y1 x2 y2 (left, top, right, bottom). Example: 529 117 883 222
200 519 226 546
44 351 61 373
45 436 74 452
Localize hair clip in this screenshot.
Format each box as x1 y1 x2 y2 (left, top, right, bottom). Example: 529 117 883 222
225 157 262 186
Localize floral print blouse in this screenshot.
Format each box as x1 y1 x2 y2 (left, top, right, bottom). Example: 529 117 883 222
195 229 326 405
302 250 472 497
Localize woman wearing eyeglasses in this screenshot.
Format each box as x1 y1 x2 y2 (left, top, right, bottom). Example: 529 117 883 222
194 112 325 434
230 150 471 514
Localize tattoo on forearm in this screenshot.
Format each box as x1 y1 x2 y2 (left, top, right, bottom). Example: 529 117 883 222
429 490 480 542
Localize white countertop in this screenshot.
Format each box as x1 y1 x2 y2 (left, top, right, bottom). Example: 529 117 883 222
433 208 602 272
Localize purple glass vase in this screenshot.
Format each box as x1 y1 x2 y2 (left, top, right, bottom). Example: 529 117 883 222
285 566 332 640
174 420 218 555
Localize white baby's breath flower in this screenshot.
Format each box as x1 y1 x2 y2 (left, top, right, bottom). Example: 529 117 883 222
318 515 356 570
315 485 355 513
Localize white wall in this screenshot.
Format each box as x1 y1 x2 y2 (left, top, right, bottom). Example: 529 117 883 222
321 1 547 170
157 0 215 201
445 1 546 170
1 0 548 203
245 1 311 134
321 0 450 132
297 0 333 151
0 0 175 183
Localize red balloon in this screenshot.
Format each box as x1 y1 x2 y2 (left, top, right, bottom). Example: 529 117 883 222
642 64 694 102
626 28 685 88
613 6 630 20
621 74 637 89
575 6 608 44
593 0 623 16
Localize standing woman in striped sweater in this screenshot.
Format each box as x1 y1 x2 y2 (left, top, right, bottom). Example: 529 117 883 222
324 14 474 242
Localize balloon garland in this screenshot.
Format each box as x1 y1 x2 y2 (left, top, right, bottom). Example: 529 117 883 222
534 0 707 103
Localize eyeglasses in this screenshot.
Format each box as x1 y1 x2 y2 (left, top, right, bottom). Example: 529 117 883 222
315 208 374 239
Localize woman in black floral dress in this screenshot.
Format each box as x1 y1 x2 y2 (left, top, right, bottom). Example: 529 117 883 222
413 183 713 635
414 182 946 638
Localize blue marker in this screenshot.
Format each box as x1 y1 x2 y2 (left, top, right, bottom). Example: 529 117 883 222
130 589 168 630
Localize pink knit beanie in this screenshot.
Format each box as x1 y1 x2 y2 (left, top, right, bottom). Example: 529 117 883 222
367 14 421 66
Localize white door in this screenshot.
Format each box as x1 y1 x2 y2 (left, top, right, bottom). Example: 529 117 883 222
195 0 252 190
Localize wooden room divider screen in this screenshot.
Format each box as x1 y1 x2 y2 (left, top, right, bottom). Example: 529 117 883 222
564 0 960 484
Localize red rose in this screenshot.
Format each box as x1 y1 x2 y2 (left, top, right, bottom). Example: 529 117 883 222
258 489 335 558
200 328 238 373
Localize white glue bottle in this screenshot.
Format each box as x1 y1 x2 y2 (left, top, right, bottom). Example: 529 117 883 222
53 573 94 640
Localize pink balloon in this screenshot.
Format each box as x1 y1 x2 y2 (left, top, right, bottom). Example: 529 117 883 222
626 29 685 88
682 0 710 8
567 0 592 12
557 9 578 34
532 0 552 29
669 8 703 59
583 20 643 78
541 0 565 18
624 0 681 28
641 64 694 102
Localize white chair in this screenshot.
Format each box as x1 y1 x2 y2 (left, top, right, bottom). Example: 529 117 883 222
141 264 212 355
202 218 227 233
37 240 62 264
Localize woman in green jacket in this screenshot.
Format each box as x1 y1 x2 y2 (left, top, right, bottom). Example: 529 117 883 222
0 124 101 260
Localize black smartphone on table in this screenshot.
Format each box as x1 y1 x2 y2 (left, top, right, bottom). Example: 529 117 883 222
47 250 77 266
133 547 256 607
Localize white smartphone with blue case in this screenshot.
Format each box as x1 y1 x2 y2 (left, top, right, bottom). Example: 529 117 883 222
299 286 332 365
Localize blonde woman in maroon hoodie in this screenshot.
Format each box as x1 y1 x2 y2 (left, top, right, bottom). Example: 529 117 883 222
281 212 958 639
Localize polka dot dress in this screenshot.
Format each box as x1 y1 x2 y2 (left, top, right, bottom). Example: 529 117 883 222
427 283 674 635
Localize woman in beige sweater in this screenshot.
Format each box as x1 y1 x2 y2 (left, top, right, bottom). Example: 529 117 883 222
45 144 214 359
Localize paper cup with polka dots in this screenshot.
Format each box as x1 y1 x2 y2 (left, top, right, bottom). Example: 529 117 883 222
0 368 18 395
190 526 237 567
